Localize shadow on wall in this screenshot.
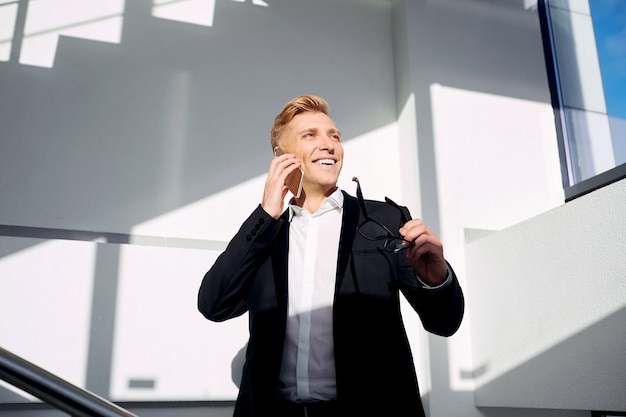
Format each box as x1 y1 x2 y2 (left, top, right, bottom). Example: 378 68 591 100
0 0 573 411
1 1 396 405
474 306 626 411
0 0 397 235
425 307 623 417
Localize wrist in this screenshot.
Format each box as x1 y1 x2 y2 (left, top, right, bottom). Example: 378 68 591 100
416 266 450 289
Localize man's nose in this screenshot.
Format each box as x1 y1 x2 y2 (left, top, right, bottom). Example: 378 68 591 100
319 135 335 151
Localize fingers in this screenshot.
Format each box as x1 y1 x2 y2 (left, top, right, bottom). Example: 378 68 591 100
406 237 443 261
268 153 301 195
270 153 301 181
400 219 444 261
399 219 430 244
400 219 448 284
261 153 301 218
400 219 447 286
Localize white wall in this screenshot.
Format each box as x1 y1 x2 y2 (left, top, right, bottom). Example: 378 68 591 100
1 0 623 416
0 0 399 405
466 178 626 411
391 1 615 416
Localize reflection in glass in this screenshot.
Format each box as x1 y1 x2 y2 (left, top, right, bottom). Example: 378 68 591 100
539 0 626 198
590 0 626 166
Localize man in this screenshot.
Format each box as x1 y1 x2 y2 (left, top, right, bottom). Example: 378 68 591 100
198 95 464 417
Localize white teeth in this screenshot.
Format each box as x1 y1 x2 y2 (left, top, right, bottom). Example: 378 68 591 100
317 159 335 165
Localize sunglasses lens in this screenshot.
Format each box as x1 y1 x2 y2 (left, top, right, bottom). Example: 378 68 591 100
385 238 407 253
358 220 389 240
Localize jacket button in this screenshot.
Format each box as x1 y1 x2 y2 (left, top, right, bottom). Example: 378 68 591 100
246 235 251 241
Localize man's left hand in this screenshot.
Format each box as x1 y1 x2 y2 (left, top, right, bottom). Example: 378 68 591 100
399 219 448 286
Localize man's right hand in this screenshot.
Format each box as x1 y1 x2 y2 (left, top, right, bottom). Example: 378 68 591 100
261 152 301 219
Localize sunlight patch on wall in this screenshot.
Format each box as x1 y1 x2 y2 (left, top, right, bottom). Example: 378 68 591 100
2 0 271 67
230 0 269 7
19 0 124 68
0 1 18 61
131 122 403 243
119 123 409 401
110 243 248 401
152 0 216 27
0 239 96 392
131 175 266 244
338 122 403 203
430 83 563 233
429 83 564 392
151 0 268 28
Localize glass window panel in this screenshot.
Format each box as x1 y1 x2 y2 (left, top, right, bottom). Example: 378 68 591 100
539 0 626 200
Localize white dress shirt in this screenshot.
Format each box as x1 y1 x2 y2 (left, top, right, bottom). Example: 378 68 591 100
277 189 343 402
276 189 451 401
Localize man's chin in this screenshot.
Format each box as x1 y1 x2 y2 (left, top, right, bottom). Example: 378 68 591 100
304 182 338 196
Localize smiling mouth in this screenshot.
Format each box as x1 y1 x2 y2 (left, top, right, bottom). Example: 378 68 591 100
314 158 337 166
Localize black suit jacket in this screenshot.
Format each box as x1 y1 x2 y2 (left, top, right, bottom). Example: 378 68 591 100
198 191 464 417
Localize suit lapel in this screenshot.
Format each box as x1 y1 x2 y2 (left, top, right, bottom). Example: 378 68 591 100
336 191 360 290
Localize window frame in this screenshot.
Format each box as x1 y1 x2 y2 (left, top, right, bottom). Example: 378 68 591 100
537 0 626 202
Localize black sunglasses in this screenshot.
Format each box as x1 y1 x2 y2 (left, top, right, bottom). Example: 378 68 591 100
352 177 415 253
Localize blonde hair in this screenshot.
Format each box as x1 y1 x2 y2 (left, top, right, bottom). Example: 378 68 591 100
270 95 330 150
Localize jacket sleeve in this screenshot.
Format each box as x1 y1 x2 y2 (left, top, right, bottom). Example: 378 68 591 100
400 261 465 337
197 205 284 322
393 204 465 337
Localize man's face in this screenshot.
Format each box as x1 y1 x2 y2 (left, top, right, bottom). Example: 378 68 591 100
280 111 343 195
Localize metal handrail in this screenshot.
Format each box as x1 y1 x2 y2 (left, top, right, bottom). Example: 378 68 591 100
0 346 138 417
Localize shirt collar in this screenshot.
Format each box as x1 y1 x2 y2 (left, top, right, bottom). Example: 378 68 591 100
288 188 344 221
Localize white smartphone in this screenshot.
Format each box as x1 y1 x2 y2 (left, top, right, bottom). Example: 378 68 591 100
274 147 304 198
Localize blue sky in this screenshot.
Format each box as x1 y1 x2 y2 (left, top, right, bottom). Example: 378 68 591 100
590 0 626 120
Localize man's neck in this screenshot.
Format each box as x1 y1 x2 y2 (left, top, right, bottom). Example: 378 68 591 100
293 186 338 213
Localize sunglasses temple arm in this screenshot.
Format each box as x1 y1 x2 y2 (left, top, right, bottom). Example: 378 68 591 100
353 177 370 218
